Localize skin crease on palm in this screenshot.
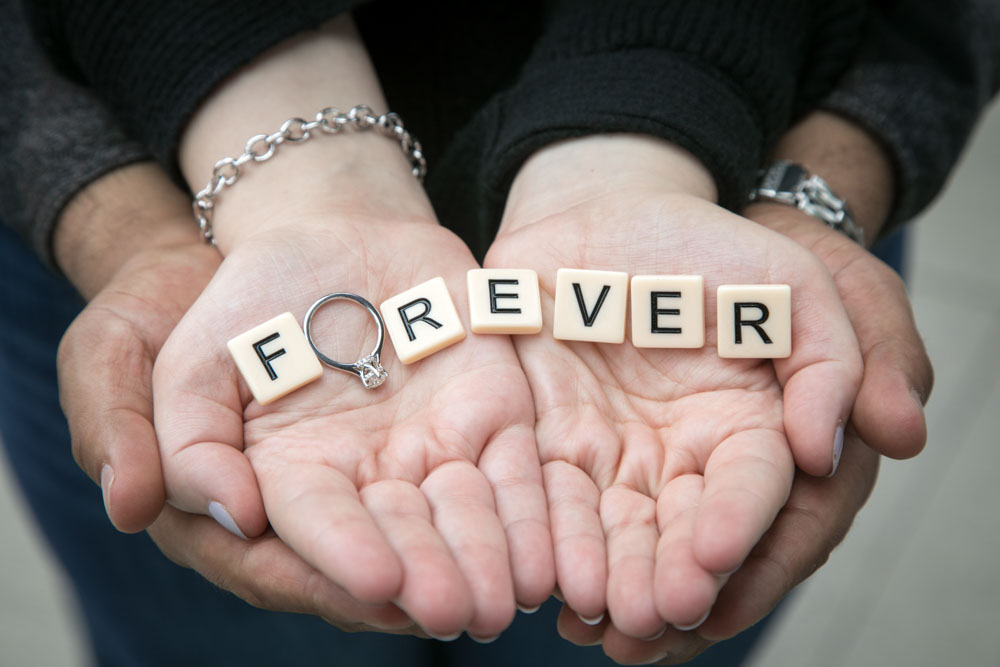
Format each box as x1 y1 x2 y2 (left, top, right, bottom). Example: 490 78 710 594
486 134 865 641
152 217 555 640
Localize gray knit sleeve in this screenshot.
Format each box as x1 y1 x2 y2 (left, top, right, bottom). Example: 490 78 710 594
819 0 1000 230
0 0 150 267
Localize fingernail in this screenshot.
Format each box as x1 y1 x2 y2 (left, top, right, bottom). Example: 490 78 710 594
910 386 925 407
828 421 845 478
208 501 248 540
468 633 500 644
578 612 605 626
517 603 541 614
100 464 114 518
673 609 710 632
643 626 667 641
426 631 461 642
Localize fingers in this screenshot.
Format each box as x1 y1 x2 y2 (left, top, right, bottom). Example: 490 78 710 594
773 260 864 477
544 460 608 623
422 460 516 639
148 506 415 634
699 428 878 641
602 485 662 639
58 315 165 532
653 475 718 630
693 428 795 573
253 461 403 603
839 262 932 459
557 606 715 666
153 348 268 539
361 480 473 638
478 423 556 610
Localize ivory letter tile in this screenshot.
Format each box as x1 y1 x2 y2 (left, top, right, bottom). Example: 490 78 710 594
380 277 466 364
630 275 705 348
716 285 791 358
227 312 323 405
552 268 629 344
467 269 543 334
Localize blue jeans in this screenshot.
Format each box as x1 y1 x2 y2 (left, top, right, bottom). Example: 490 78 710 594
1 222 910 665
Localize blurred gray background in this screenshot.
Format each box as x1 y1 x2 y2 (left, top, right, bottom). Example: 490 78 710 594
2 101 998 666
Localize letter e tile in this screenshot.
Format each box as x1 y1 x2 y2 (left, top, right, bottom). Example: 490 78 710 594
716 285 791 358
552 268 629 344
380 277 466 364
630 275 704 348
467 268 543 334
227 312 323 405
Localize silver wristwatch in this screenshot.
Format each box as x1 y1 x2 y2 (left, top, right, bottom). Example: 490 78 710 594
749 160 864 245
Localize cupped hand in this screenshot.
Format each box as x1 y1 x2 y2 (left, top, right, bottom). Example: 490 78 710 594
54 163 434 635
152 215 554 640
485 136 863 643
746 203 932 458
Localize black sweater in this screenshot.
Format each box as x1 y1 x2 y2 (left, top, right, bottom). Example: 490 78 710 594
3 0 998 263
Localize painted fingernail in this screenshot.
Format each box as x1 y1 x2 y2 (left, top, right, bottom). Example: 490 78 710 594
208 501 248 540
427 631 461 642
578 612 605 626
673 609 710 632
643 626 667 641
469 633 500 644
828 421 845 478
517 603 541 614
100 464 114 519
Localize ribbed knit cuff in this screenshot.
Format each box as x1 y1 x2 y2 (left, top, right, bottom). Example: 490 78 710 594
820 67 978 233
30 1 356 174
485 49 764 214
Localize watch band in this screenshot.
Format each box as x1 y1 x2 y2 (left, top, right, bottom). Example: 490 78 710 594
749 161 865 245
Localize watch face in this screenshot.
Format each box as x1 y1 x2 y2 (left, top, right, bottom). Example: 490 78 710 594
775 163 808 193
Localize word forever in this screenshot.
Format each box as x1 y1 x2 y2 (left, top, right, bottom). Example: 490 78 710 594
228 269 791 406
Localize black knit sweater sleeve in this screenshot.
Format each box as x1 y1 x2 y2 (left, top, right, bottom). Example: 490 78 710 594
428 0 867 252
819 0 1000 228
0 0 150 266
24 1 357 174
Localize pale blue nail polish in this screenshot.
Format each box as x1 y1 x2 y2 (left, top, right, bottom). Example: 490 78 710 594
828 421 845 478
208 500 248 540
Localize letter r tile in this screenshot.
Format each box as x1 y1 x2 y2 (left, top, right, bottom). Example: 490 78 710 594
630 275 705 348
467 268 543 334
380 276 466 364
716 284 791 358
227 312 323 405
552 268 629 344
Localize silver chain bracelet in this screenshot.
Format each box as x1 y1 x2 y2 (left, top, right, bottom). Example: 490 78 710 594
192 104 427 245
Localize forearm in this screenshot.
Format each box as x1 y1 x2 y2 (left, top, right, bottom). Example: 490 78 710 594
750 110 896 246
53 163 203 301
178 15 434 252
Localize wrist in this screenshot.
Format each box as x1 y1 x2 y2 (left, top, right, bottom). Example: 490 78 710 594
499 134 717 235
754 111 894 246
179 16 434 251
54 163 203 300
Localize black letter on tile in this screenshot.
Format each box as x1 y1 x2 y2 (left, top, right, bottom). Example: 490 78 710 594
573 283 611 327
253 333 286 381
650 291 682 334
734 302 772 344
489 279 522 314
398 298 443 341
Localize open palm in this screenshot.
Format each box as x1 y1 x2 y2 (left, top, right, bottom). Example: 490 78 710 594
487 191 862 639
152 217 553 640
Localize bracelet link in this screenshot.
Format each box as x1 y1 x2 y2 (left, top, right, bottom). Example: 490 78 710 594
193 104 427 245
